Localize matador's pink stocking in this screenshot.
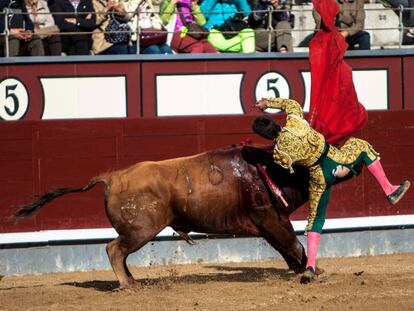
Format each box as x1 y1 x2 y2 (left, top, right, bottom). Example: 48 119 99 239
367 160 398 195
306 232 321 270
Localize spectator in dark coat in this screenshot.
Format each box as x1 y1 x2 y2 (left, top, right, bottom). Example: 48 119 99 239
51 0 96 55
248 0 293 52
0 0 45 56
380 0 414 43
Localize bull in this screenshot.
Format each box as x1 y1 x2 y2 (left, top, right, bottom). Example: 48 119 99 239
15 144 311 288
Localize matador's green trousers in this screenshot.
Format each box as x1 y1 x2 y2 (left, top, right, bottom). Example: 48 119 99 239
306 137 379 233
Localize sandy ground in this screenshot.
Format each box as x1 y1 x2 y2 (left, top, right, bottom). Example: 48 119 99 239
1 253 414 311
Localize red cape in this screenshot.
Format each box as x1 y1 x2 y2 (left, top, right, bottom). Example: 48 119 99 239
308 0 367 144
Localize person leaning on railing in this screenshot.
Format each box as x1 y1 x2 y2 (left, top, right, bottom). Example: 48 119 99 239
50 0 96 55
160 0 216 53
200 0 250 30
92 0 134 54
313 0 370 50
25 0 62 55
248 0 293 52
199 0 255 53
380 0 414 43
0 0 45 56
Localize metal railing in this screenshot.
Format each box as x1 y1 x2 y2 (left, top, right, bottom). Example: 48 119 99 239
0 5 413 57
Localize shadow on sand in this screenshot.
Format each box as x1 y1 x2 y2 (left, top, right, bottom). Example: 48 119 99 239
61 265 296 292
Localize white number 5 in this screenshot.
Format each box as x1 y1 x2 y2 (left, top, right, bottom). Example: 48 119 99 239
0 78 29 120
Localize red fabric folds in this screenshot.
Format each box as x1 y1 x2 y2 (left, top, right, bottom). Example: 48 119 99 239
308 0 367 144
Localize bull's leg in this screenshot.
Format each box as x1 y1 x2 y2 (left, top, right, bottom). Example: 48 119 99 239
106 217 167 289
265 219 307 273
106 237 138 288
250 210 307 273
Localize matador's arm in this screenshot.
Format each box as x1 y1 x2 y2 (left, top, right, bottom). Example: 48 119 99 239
265 98 304 119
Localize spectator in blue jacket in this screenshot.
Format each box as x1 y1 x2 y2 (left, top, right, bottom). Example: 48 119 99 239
200 0 251 30
200 0 255 53
0 0 45 56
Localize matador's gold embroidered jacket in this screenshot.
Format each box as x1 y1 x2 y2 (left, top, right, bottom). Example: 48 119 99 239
266 98 326 173
267 98 380 233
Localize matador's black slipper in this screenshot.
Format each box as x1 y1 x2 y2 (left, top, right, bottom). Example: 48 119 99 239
387 180 410 205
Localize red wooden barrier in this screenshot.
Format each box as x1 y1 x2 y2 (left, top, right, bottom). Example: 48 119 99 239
1 112 413 234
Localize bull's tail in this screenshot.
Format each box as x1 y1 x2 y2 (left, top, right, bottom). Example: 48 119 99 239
14 174 109 219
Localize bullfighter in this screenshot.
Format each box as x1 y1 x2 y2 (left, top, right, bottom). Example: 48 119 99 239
253 97 410 284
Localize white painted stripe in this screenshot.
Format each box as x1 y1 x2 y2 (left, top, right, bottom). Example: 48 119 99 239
291 214 414 231
2 214 414 245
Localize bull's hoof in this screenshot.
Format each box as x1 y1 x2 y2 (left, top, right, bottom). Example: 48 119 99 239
300 267 316 284
118 279 140 290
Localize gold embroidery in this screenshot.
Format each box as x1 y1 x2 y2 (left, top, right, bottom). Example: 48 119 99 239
284 115 310 137
328 138 379 164
270 98 325 173
267 98 304 118
266 98 380 234
273 144 293 172
306 165 326 232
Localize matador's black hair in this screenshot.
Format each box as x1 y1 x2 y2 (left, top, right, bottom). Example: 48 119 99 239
252 115 281 140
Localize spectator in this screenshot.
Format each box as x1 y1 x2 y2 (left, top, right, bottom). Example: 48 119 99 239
92 0 134 54
200 0 255 53
160 0 216 53
122 0 172 54
380 0 414 42
201 0 250 29
313 0 370 50
25 0 62 55
0 0 45 56
248 0 293 52
51 0 96 55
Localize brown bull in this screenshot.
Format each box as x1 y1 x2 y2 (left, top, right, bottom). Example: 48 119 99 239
15 144 310 288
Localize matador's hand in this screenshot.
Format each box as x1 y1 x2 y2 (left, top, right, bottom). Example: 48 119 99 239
254 98 268 110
